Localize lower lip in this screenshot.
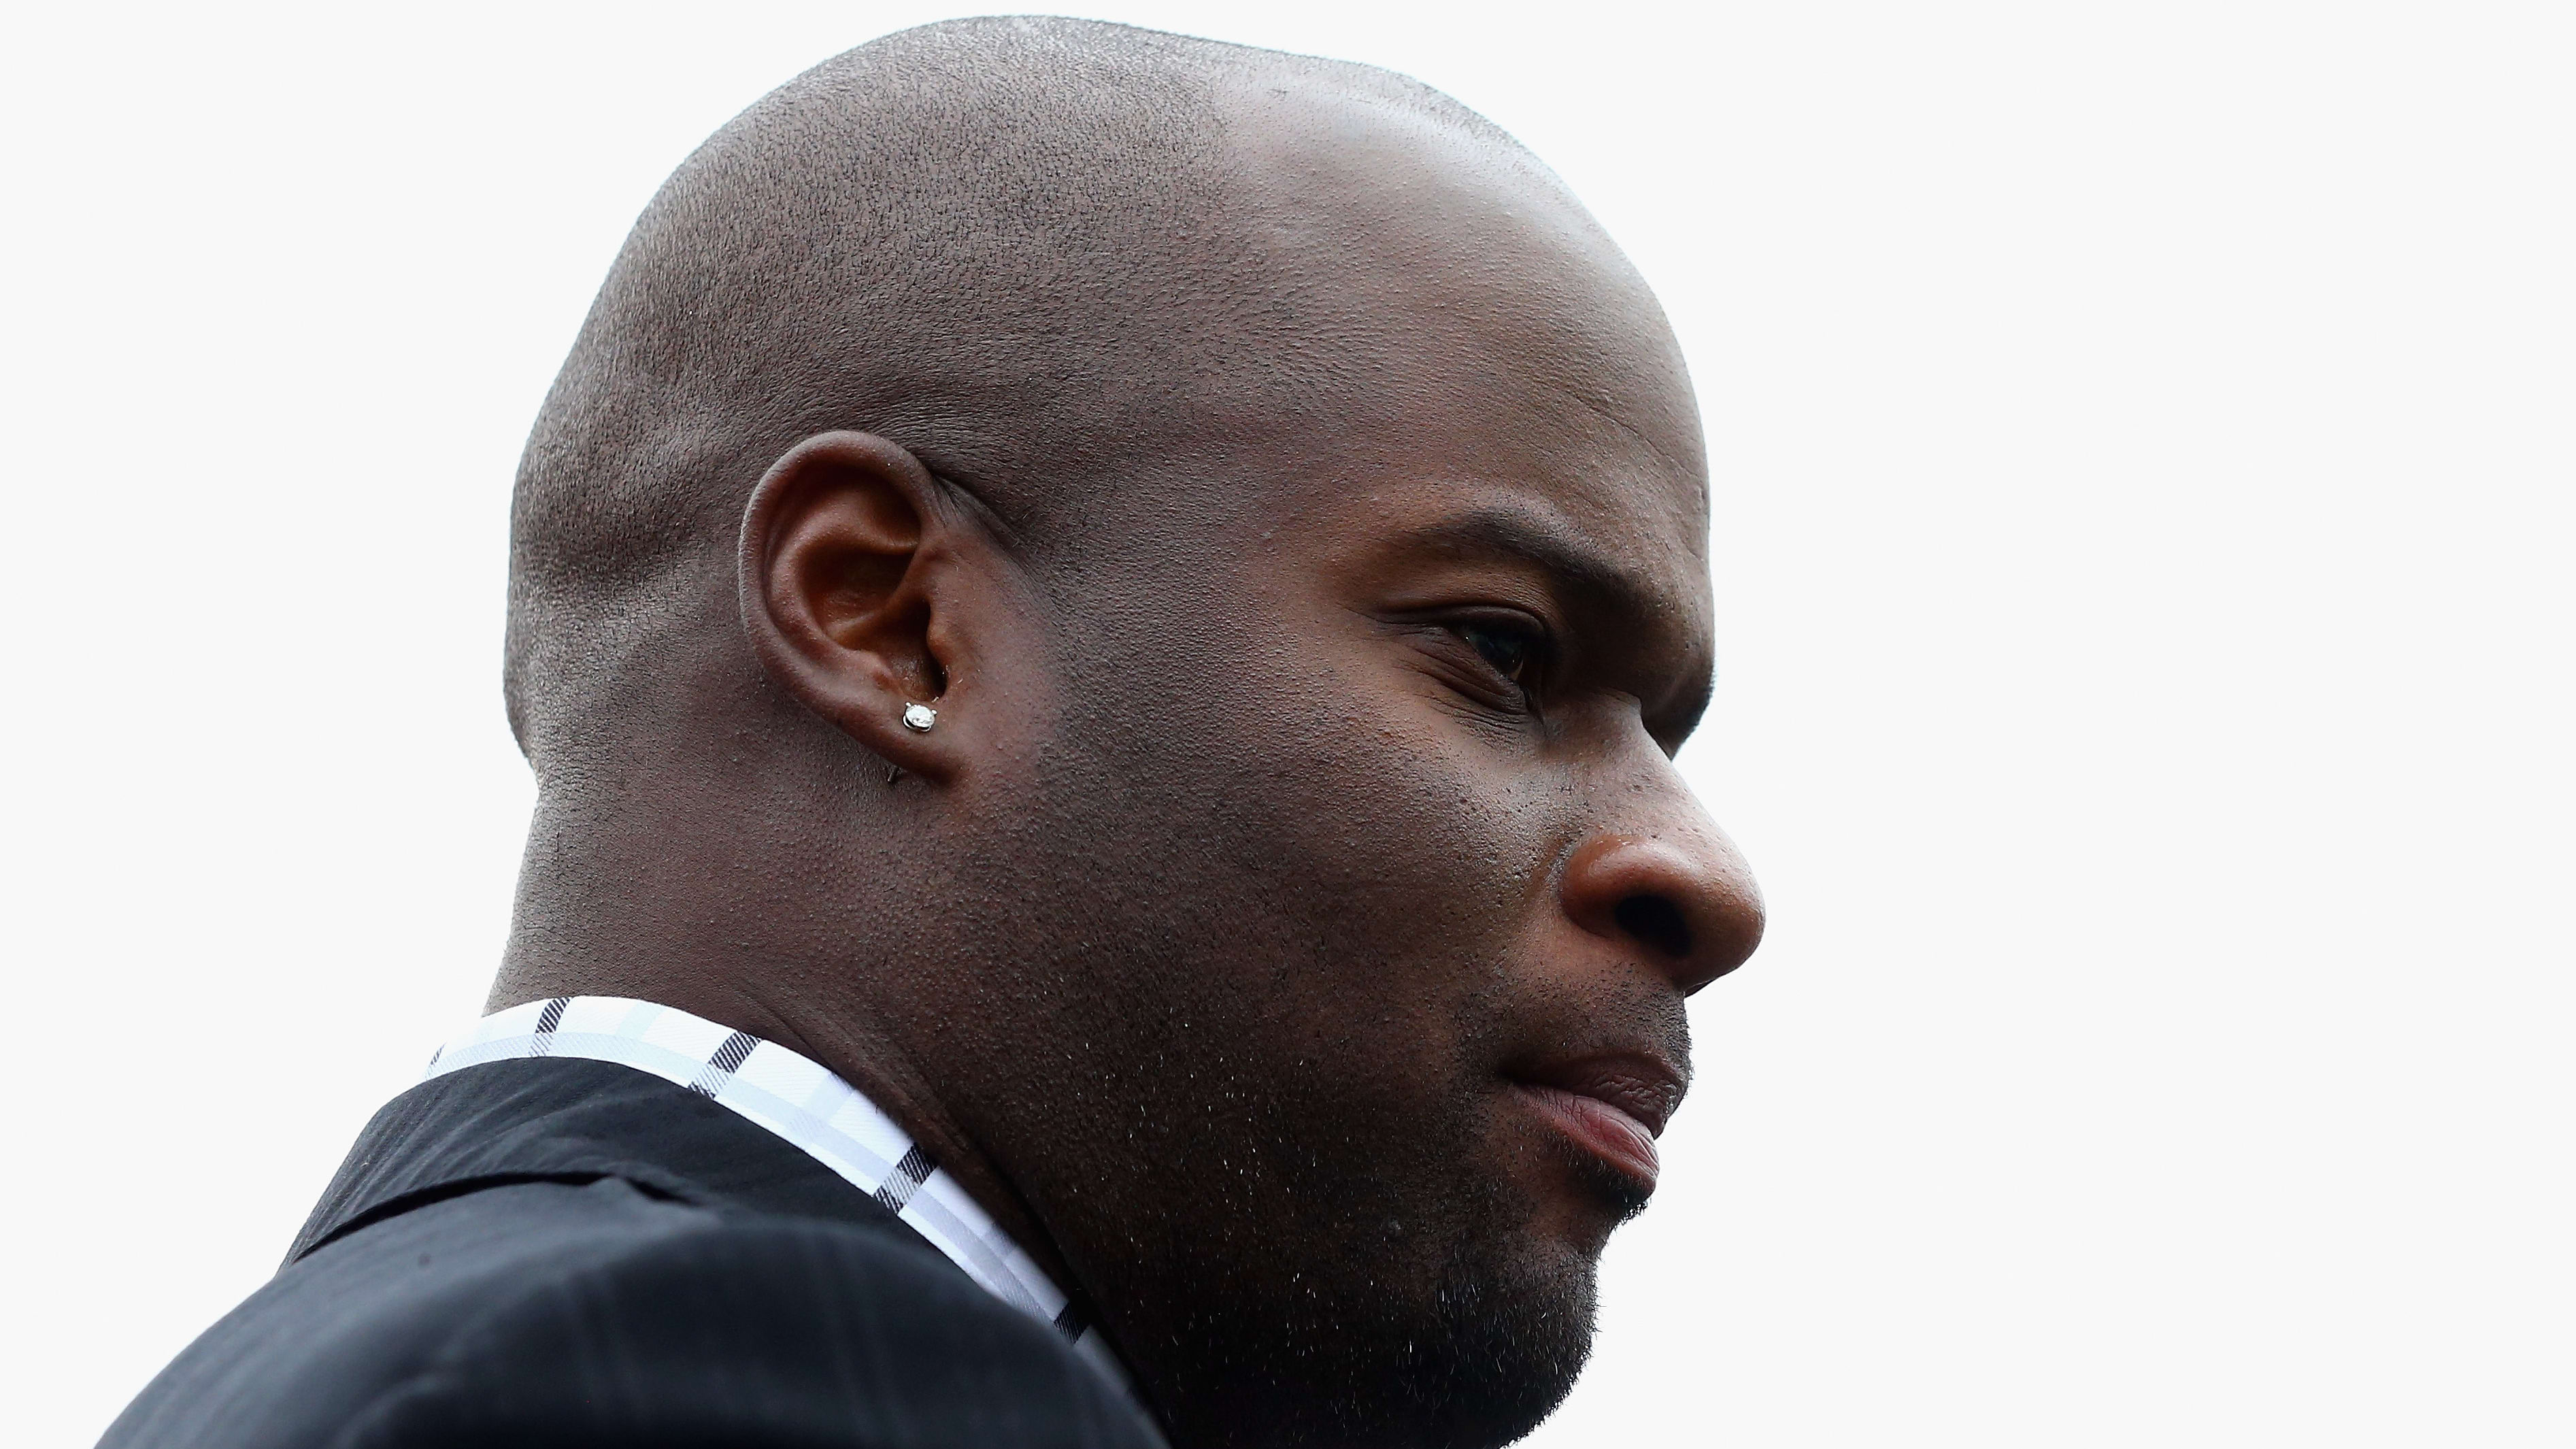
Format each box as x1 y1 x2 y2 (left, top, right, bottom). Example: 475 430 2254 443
1516 1084 1661 1191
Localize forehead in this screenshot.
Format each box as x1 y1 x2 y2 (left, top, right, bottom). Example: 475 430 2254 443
1209 78 1713 624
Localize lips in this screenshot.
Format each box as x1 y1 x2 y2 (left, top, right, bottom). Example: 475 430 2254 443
1509 1056 1685 1192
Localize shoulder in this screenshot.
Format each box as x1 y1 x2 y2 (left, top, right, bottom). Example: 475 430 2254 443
105 1178 1161 1449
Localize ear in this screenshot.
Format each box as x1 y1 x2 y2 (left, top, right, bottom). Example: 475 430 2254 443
737 431 977 781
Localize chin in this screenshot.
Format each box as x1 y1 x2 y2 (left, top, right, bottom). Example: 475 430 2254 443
1336 1118 1639 1446
1400 1225 1603 1449
1337 1186 1609 1449
1152 1176 1605 1449
1129 1063 1643 1448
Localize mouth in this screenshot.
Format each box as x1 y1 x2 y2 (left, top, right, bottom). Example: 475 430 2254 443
1507 1056 1684 1194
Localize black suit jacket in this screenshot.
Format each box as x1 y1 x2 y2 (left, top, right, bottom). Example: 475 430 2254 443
101 1057 1168 1448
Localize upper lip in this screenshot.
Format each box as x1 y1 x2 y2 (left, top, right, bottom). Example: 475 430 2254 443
1510 1051 1688 1137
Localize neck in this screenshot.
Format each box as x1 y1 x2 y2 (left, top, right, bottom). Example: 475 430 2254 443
491 793 1089 1304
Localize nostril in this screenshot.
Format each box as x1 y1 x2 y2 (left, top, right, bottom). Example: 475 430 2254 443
1612 894 1693 960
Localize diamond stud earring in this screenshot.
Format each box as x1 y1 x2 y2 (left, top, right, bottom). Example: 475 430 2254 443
901 703 937 733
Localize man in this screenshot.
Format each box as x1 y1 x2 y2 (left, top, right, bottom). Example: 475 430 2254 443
105 16 1762 1449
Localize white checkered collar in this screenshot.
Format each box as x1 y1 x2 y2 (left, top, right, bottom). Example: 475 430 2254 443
425 995 1127 1388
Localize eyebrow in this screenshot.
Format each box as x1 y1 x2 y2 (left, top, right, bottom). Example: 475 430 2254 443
1401 506 1715 743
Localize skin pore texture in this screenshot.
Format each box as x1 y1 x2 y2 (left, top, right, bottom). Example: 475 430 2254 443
493 18 1764 1449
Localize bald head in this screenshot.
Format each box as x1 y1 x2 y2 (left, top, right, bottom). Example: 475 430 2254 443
505 16 1693 774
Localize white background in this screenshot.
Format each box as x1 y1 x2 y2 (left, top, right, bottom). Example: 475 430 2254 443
3 3 2568 1444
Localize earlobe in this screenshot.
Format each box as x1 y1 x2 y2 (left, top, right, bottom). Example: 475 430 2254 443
737 431 967 778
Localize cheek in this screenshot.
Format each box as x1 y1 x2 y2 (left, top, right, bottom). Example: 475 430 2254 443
981 577 1602 1242
1135 607 1565 1007
1023 567 1584 1061
1273 719 1537 954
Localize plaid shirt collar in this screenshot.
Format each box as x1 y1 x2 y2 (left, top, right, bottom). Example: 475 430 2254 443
424 995 1126 1388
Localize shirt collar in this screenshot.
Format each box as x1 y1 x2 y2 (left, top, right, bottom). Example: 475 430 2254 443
425 995 1126 1388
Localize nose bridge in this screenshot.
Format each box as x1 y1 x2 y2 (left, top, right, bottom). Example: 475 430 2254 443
1558 740 1765 995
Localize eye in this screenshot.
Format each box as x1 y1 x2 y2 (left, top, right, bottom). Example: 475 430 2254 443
1454 619 1542 685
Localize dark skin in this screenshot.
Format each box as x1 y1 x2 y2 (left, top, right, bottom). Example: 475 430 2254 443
498 72 1762 1449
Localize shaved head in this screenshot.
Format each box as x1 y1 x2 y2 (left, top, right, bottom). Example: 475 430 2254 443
505 16 1689 773
495 17 1756 1449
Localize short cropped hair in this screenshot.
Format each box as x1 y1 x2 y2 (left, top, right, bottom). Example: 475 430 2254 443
503 16 1516 773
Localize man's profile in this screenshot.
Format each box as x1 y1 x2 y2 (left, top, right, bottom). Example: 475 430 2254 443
104 17 1762 1449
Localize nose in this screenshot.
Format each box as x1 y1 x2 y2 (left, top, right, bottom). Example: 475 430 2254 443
1558 814 1765 997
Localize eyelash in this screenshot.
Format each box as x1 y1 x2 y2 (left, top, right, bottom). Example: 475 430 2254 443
1441 613 1553 709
